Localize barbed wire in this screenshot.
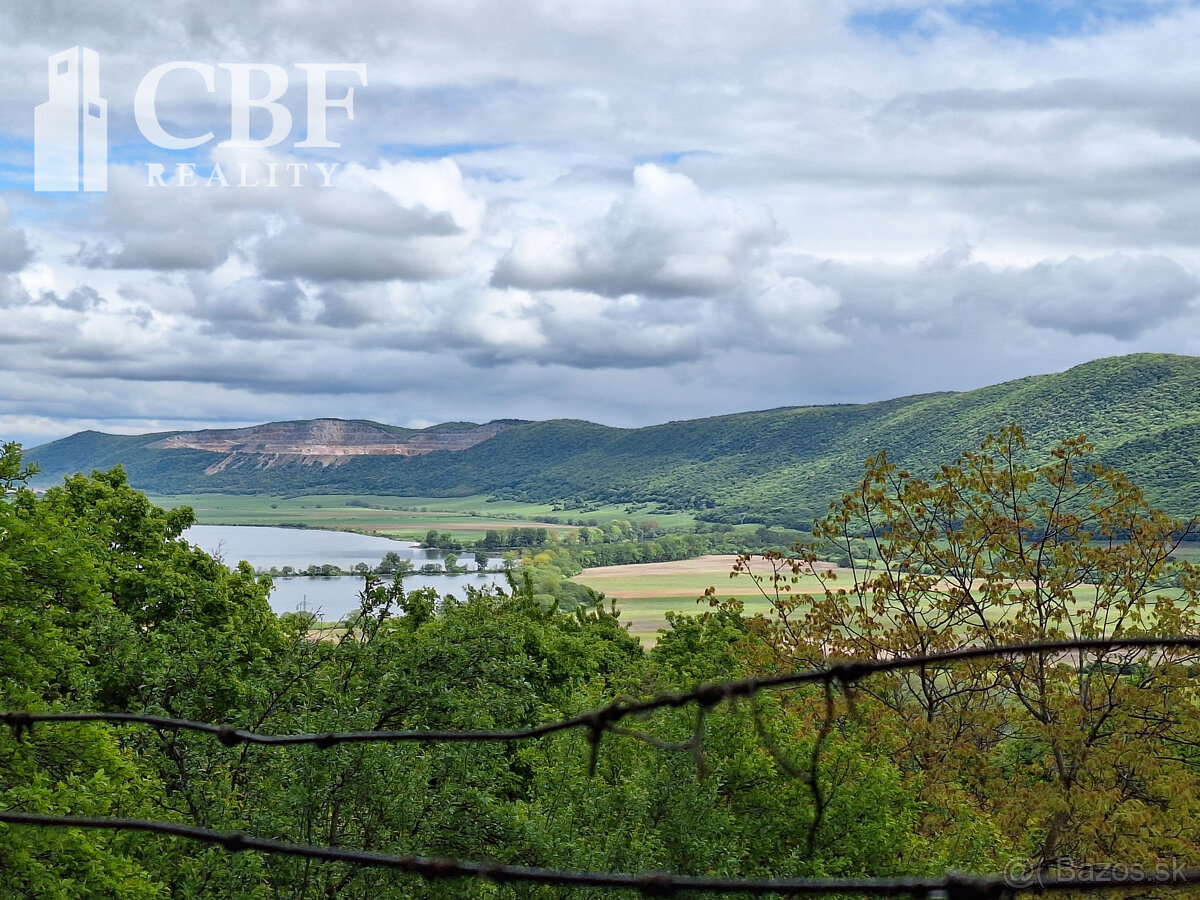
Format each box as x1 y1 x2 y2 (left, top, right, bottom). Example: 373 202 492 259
6 636 1200 897
5 636 1199 753
1 809 1198 898
3 809 1200 898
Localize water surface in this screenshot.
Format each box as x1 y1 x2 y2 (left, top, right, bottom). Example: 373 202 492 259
184 524 508 621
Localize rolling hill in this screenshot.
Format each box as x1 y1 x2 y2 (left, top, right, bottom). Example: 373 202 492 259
24 353 1200 526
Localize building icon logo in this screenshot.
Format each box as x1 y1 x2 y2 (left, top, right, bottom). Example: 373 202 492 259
35 47 108 192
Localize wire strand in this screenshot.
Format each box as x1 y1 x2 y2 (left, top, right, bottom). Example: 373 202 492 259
6 636 1200 896
4 636 1197 749
6 810 1199 897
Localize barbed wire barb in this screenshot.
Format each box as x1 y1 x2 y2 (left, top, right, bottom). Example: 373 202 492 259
5 636 1200 753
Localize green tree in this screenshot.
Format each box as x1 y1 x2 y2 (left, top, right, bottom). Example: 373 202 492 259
377 550 405 573
738 426 1200 871
0 450 287 897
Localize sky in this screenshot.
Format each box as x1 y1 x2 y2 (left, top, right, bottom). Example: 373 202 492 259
4 0 1200 447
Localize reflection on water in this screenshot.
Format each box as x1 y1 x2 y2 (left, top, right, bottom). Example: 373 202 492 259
185 524 433 569
183 524 510 621
269 573 510 622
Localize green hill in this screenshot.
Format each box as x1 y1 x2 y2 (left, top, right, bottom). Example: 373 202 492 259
24 353 1200 526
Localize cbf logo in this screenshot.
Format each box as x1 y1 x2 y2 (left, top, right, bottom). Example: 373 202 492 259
35 47 106 191
34 47 366 192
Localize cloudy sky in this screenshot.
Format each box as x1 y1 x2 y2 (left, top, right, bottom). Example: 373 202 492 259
3 0 1200 446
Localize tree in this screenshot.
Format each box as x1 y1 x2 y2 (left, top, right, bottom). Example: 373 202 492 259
735 425 1200 871
378 550 405 573
0 449 285 897
0 440 37 490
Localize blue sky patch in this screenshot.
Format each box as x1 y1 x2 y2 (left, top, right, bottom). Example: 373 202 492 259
379 141 509 159
851 1 1179 41
632 150 714 166
849 7 933 38
0 136 32 193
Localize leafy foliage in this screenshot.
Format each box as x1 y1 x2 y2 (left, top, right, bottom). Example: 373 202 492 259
732 425 1200 872
10 425 1200 897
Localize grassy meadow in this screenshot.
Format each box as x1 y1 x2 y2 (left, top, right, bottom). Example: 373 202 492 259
151 492 696 541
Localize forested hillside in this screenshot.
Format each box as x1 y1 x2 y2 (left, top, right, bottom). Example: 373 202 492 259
28 353 1200 524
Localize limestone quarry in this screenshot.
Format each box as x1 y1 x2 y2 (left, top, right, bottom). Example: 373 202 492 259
149 419 515 473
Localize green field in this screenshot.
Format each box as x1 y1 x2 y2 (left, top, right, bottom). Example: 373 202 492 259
573 556 1186 645
572 556 828 644
604 596 783 644
151 493 696 541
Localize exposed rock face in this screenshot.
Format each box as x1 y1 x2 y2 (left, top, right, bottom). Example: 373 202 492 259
149 419 513 473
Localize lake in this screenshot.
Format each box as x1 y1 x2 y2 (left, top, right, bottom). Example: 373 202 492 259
184 525 509 621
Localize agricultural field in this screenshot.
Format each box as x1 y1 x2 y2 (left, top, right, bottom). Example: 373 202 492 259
150 493 696 541
573 554 1174 645
1167 542 1200 564
573 555 837 644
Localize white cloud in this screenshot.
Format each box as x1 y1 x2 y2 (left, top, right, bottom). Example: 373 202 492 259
4 0 1200 446
493 164 778 298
